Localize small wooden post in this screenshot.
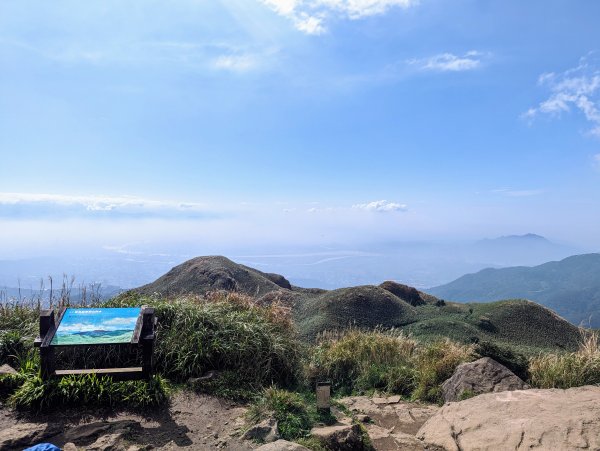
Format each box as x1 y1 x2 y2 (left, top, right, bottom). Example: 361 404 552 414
316 381 332 413
37 310 56 380
140 307 155 379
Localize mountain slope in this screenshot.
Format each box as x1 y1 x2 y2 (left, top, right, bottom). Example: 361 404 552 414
133 255 292 298
428 253 600 327
129 255 583 351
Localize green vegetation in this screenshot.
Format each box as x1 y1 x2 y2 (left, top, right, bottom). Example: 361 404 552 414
9 373 169 411
529 331 600 389
429 253 600 328
308 329 474 403
108 291 304 391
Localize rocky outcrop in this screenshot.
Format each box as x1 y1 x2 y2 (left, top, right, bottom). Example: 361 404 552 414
441 357 529 402
241 417 279 443
417 386 600 451
255 440 311 451
340 396 439 450
311 423 367 450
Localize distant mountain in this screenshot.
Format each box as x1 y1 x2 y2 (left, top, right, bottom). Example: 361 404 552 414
126 256 581 351
428 253 600 328
133 255 293 298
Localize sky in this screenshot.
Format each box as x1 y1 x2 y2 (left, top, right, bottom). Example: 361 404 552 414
1 0 600 260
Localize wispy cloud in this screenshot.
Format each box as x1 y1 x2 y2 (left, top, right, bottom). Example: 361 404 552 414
0 192 216 219
523 52 600 138
259 0 417 35
407 51 487 72
352 200 408 212
212 53 259 72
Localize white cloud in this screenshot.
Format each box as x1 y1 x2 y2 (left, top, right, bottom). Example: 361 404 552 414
352 200 407 212
408 51 486 72
213 54 259 72
0 192 213 219
524 52 600 138
259 0 417 34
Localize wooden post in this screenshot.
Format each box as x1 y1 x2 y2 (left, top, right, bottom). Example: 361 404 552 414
37 310 56 380
316 381 332 413
140 307 155 379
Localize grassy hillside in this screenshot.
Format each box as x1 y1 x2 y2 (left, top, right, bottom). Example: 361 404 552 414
429 253 600 328
134 255 292 298
126 256 585 352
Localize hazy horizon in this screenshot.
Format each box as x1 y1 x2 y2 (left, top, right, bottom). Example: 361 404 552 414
1 1 600 287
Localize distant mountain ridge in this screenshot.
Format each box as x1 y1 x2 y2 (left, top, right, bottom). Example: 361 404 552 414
126 255 582 351
428 253 600 328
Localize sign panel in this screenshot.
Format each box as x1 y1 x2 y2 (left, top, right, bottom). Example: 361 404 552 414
51 307 141 345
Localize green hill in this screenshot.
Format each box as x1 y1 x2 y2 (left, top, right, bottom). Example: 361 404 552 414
130 256 583 352
428 253 600 328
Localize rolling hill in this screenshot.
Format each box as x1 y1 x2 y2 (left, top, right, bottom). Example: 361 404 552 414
428 253 600 328
128 255 583 352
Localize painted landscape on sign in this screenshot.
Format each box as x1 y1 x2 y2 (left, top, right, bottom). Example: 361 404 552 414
51 307 141 345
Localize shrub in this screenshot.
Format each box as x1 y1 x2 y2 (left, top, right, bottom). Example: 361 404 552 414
9 373 170 411
308 329 417 395
529 330 600 389
247 388 314 440
412 339 475 403
108 292 304 396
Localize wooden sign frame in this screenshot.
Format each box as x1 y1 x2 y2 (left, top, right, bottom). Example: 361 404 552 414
34 306 156 381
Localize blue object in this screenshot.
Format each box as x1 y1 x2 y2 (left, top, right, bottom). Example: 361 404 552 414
23 444 61 451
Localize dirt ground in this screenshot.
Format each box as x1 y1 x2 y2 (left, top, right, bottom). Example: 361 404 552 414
0 391 255 450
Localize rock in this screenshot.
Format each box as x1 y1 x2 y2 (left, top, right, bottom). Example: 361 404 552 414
311 423 367 450
441 357 529 402
355 414 371 423
241 418 279 443
0 364 18 375
63 443 78 451
0 422 62 449
255 439 311 451
188 370 222 385
87 432 126 451
417 386 600 451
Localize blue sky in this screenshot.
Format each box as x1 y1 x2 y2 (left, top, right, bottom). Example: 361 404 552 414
1 0 600 258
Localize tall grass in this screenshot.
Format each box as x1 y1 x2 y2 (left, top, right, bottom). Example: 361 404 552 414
108 291 304 393
529 330 600 389
308 329 474 402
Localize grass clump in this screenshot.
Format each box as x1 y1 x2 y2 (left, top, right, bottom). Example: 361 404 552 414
108 291 304 398
529 330 600 389
9 373 170 411
308 329 417 396
412 338 475 403
247 388 314 441
308 330 475 403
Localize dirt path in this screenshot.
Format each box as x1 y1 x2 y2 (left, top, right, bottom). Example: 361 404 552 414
0 391 255 450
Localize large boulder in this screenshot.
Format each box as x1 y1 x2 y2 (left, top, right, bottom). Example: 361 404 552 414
417 386 600 451
441 357 528 402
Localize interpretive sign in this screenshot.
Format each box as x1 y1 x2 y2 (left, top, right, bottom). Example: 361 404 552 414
35 306 156 380
51 307 141 345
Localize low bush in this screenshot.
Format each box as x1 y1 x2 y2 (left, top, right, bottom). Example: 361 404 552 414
308 329 417 395
9 373 169 411
411 339 475 403
529 330 600 389
108 292 304 397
